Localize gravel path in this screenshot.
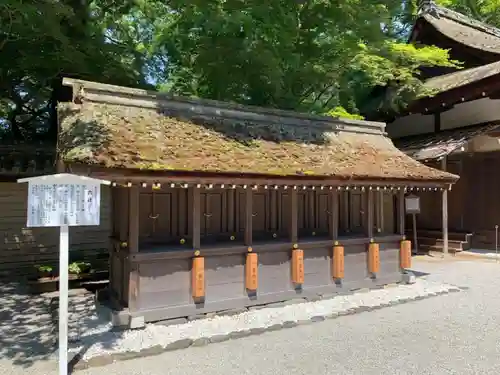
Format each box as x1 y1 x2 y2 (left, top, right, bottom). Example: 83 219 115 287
75 256 500 375
3 255 500 375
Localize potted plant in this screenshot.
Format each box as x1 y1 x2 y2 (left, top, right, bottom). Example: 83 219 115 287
68 261 92 277
34 264 54 280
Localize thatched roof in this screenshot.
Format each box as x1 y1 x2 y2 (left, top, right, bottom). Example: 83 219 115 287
417 2 500 55
394 123 500 161
58 79 457 184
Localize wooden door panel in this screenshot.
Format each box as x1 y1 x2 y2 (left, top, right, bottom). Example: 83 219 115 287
202 192 223 236
139 193 153 239
279 192 291 235
350 192 363 232
155 193 172 238
253 192 268 234
316 193 329 234
382 192 395 234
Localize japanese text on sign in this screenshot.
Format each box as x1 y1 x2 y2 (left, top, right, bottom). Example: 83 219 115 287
26 183 101 227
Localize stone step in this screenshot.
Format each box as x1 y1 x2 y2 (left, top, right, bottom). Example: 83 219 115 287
417 237 466 249
418 244 463 253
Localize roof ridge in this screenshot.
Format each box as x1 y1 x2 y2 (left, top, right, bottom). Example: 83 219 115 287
418 0 500 39
62 78 387 137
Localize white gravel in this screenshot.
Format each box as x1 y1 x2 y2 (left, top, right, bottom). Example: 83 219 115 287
68 278 461 360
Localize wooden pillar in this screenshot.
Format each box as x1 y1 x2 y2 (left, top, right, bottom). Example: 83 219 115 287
290 189 298 243
290 189 303 284
367 189 374 238
190 187 204 299
128 186 139 312
191 187 201 249
227 189 235 233
244 188 253 246
376 191 384 233
398 189 405 236
329 190 339 240
441 157 449 255
342 191 349 233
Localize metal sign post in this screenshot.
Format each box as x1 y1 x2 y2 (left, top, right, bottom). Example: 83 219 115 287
405 194 421 255
17 173 110 375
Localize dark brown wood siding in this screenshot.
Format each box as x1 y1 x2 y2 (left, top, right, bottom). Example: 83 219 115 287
415 152 500 249
0 183 111 278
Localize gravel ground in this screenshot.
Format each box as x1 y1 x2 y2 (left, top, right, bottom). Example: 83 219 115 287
68 277 458 361
3 255 500 375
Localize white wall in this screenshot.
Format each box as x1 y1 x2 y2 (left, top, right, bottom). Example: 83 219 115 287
387 98 500 139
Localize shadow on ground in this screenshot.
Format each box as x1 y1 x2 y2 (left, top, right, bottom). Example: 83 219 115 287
0 282 56 367
0 281 125 371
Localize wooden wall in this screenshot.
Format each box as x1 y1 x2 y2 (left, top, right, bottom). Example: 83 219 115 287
0 182 111 278
415 152 500 248
133 188 400 249
132 238 402 322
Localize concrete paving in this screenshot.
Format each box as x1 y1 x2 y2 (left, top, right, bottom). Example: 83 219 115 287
3 255 500 375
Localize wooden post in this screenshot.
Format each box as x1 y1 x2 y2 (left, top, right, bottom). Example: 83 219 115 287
441 157 449 256
191 187 201 249
244 188 253 246
342 191 349 233
329 190 339 240
290 189 298 243
377 191 384 234
367 189 374 238
400 240 412 270
128 186 139 312
245 252 258 290
291 248 304 284
192 256 205 299
368 242 380 275
398 189 405 236
332 245 344 279
227 189 235 233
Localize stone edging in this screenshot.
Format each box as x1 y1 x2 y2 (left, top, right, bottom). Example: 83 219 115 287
72 285 465 371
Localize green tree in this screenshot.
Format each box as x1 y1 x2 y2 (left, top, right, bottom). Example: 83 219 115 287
435 0 500 26
0 0 149 141
149 0 458 117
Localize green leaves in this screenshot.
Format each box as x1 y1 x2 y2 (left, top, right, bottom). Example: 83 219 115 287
1 0 461 140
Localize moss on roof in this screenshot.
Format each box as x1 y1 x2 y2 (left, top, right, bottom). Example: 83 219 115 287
58 102 457 182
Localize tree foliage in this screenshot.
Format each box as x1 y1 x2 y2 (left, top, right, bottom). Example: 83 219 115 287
435 0 500 26
0 0 464 141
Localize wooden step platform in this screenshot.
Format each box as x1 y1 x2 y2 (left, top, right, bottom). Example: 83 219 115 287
405 229 473 253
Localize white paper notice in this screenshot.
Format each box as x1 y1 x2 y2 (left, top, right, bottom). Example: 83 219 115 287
26 182 101 227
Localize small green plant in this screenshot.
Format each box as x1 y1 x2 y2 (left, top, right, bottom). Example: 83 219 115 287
36 265 53 273
68 261 92 275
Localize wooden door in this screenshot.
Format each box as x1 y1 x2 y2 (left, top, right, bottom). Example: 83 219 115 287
201 191 224 243
278 192 291 237
253 192 268 238
138 191 174 243
316 192 329 235
381 192 395 234
297 191 307 235
349 192 364 234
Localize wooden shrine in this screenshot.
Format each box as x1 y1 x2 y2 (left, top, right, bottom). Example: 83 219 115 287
57 78 458 325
